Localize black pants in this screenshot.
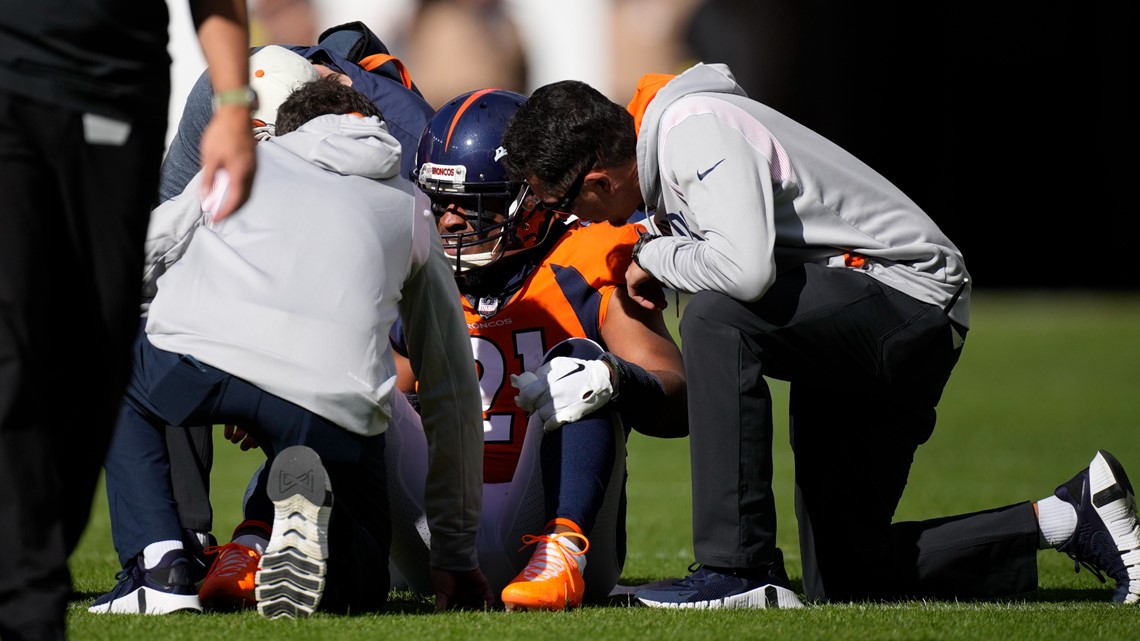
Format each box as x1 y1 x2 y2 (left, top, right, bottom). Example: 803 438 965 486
0 90 165 637
681 264 1038 601
166 426 214 537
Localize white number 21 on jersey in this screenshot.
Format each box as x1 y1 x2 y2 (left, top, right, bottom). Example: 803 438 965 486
470 329 545 442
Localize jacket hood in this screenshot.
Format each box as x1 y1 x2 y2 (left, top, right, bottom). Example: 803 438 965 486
270 113 402 180
634 63 747 205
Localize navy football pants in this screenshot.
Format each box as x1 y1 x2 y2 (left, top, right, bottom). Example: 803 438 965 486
104 330 390 612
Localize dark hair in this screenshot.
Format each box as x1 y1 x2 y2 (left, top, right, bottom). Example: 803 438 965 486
275 75 384 136
500 80 636 194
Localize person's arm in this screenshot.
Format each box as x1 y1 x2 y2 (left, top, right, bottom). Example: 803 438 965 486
599 288 687 438
188 0 256 221
634 109 778 302
393 352 416 393
157 70 214 204
387 321 418 394
397 214 490 610
512 286 688 437
392 345 422 413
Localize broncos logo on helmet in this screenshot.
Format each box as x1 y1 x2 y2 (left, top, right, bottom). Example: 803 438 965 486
413 88 560 276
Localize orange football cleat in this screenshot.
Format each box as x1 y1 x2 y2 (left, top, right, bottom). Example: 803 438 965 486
198 542 262 610
501 519 590 611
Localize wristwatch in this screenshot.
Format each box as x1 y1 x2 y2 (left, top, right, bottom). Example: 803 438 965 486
212 86 258 112
631 231 656 269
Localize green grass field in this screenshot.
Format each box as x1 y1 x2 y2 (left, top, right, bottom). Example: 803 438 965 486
66 291 1140 639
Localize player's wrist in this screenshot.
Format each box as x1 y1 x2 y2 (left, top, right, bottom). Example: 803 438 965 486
599 351 665 413
597 353 620 394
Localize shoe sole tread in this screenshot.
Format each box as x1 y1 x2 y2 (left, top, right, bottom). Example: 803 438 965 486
255 446 332 619
1090 450 1140 603
638 583 803 609
88 586 201 615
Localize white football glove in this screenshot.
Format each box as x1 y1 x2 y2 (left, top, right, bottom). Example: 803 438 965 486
510 356 614 432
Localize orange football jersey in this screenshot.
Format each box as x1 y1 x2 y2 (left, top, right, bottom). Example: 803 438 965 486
468 221 640 483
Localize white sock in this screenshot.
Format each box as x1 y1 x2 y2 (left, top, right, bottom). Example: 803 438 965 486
142 540 183 569
1036 495 1077 549
558 535 586 573
233 534 268 554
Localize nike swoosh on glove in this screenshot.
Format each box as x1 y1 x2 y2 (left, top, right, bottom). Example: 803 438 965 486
511 356 614 431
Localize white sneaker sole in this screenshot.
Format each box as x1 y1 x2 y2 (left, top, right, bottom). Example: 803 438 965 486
1089 450 1140 604
639 583 803 609
255 446 332 619
87 587 201 615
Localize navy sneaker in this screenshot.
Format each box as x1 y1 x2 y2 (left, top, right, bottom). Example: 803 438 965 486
88 549 202 614
255 445 333 619
637 562 803 609
1054 450 1140 604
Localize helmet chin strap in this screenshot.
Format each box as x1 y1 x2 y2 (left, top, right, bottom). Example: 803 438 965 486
451 237 504 274
454 251 498 272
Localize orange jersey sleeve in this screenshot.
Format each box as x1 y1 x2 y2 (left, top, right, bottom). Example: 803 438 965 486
467 221 641 483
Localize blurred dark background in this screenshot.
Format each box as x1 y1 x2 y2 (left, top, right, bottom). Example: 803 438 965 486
684 1 1135 289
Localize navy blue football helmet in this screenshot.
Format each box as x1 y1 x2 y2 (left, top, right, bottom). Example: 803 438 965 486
413 89 557 274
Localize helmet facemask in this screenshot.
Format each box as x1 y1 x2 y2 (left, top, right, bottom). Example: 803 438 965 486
425 182 559 276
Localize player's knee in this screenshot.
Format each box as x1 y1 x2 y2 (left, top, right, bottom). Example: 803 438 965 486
542 336 604 363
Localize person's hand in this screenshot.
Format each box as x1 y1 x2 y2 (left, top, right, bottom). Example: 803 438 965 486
223 424 259 451
511 356 614 431
199 106 256 222
431 567 494 611
625 261 667 311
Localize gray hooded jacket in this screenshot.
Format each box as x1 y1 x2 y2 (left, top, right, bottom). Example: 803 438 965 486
143 114 483 570
634 63 970 326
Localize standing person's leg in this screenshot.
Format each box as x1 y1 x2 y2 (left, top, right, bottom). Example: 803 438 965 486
0 91 163 636
0 90 76 639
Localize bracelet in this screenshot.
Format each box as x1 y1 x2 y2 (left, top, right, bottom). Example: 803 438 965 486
631 231 656 269
212 86 258 112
